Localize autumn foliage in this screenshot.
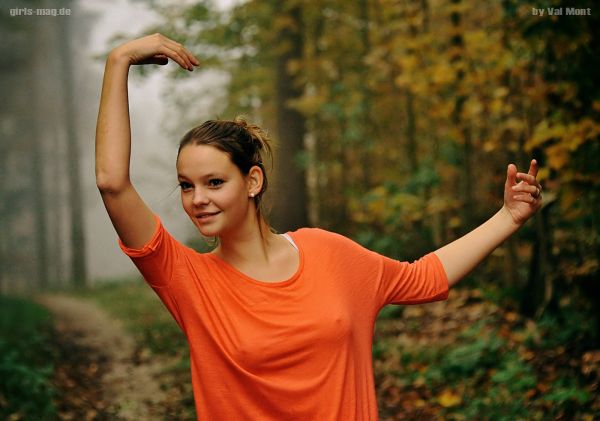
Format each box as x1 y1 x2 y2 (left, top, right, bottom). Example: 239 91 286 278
146 0 599 416
148 0 600 320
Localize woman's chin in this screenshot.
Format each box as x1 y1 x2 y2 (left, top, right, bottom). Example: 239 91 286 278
196 226 219 237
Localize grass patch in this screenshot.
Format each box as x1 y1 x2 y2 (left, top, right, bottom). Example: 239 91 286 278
73 279 195 420
0 295 57 420
74 279 187 357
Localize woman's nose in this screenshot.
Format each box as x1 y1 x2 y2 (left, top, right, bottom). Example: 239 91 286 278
192 188 210 206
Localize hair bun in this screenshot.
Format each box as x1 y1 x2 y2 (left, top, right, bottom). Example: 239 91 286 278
233 116 272 154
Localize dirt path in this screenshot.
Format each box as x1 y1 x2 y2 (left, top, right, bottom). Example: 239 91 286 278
37 294 168 420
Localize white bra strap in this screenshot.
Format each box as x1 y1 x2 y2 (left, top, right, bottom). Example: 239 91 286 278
281 233 298 250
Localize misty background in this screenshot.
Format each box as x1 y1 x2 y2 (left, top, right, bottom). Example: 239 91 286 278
1 0 238 289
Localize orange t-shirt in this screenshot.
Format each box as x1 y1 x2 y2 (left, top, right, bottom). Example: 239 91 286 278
119 214 449 420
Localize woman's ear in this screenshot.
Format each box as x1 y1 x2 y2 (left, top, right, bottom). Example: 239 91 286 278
247 165 263 195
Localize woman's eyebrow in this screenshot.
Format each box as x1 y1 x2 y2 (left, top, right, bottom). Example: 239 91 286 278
177 172 225 179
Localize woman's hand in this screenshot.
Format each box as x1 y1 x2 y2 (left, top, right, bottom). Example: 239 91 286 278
502 159 543 226
434 159 543 286
109 33 200 71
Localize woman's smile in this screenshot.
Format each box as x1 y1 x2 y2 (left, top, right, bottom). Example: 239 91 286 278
197 211 221 222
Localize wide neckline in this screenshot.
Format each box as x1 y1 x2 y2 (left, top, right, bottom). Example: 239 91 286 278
206 231 304 287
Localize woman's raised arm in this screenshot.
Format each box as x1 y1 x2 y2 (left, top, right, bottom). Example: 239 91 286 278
95 34 199 249
433 159 543 287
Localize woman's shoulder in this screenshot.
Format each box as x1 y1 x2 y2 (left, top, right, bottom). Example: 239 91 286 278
288 226 363 249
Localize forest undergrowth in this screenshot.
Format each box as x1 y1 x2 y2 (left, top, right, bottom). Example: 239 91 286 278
2 278 597 420
77 280 600 420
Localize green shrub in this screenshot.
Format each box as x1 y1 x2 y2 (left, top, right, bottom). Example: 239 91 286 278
0 295 57 420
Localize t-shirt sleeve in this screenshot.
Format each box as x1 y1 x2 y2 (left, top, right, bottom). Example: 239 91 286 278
117 214 187 331
324 229 449 310
376 252 449 308
117 213 180 288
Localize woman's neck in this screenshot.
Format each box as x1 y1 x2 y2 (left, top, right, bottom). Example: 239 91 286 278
213 219 280 265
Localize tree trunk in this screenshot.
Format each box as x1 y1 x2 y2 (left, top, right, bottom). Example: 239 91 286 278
358 0 374 189
521 199 555 318
30 54 50 290
271 2 308 232
450 0 474 231
57 8 88 287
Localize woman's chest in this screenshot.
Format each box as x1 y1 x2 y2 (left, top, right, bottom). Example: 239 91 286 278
187 281 357 372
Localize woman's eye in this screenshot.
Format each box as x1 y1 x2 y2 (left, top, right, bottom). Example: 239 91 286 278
179 181 192 190
209 179 224 187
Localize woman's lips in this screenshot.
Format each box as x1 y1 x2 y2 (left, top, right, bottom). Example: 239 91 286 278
197 211 221 221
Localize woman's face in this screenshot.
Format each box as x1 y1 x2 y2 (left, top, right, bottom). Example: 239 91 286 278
176 144 257 238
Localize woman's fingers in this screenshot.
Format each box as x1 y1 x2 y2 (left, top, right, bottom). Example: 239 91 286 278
516 172 540 187
159 44 193 70
527 159 539 177
505 163 518 187
506 159 542 202
153 39 192 70
127 33 200 71
172 41 200 66
511 183 538 194
162 37 200 70
513 194 537 204
161 39 195 70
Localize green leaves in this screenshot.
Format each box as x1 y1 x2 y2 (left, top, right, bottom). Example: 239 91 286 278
374 289 597 418
0 296 57 420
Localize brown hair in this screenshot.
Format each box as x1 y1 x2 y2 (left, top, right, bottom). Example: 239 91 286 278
177 117 276 244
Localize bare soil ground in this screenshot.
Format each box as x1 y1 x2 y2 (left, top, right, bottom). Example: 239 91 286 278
37 294 169 420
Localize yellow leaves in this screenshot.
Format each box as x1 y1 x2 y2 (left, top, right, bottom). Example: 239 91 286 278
390 192 422 218
463 97 483 118
560 189 582 216
431 63 455 85
570 258 599 278
483 140 496 152
286 58 302 76
398 55 418 72
426 195 455 214
536 167 550 182
494 86 509 98
465 30 488 48
349 185 429 228
545 144 569 170
287 93 327 116
526 118 600 153
273 15 297 32
394 56 420 88
447 0 471 14
394 74 410 88
349 186 387 224
503 311 518 322
489 98 505 115
367 186 388 217
581 350 600 377
438 389 462 407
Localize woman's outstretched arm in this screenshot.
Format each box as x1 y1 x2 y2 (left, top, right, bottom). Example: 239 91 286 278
433 159 543 287
95 33 199 248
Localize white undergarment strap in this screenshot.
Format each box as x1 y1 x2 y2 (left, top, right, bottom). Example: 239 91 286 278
282 233 298 250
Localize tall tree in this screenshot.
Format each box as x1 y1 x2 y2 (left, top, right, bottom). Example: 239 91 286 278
57 4 88 287
31 18 51 289
270 2 308 231
449 0 474 231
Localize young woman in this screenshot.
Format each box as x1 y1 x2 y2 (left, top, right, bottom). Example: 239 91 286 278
95 33 543 420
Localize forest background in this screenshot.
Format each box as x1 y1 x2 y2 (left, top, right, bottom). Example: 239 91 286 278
0 0 598 419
